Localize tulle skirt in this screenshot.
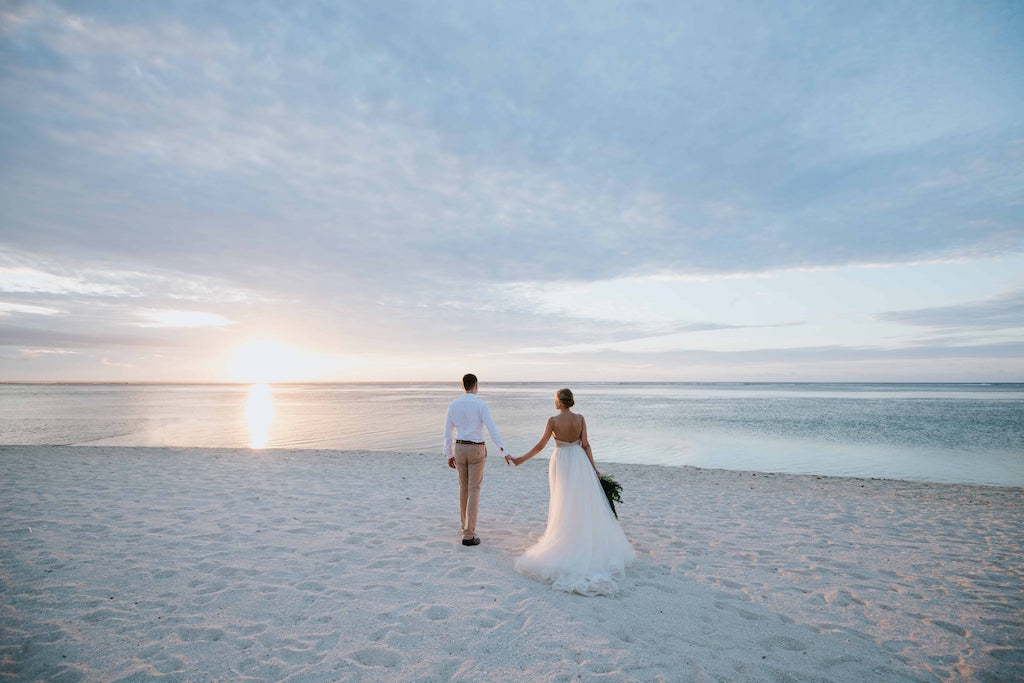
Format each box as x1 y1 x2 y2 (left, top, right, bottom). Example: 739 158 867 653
514 442 635 596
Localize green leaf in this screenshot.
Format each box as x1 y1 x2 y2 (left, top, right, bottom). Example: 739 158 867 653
599 473 622 519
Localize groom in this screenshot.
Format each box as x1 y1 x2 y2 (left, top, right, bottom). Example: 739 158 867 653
443 373 509 547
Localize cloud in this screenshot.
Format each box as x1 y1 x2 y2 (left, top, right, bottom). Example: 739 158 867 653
0 324 177 348
1 1 1022 380
0 301 61 316
510 321 805 356
525 340 1024 366
0 254 263 304
135 310 234 328
0 266 132 297
2 1 1021 293
879 290 1024 330
17 347 79 358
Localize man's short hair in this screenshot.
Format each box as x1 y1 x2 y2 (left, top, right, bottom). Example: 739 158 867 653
462 373 478 391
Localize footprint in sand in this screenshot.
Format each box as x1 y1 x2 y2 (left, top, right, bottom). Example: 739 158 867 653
760 635 808 652
423 605 451 621
614 626 636 644
348 646 402 668
927 619 969 637
176 626 226 642
475 616 499 629
445 565 474 579
714 600 763 621
989 648 1024 664
633 578 676 594
82 607 120 623
823 588 866 607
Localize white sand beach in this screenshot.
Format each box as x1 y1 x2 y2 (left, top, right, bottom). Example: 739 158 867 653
1 446 1022 682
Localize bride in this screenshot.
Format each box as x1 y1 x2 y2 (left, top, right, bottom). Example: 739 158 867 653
506 388 635 596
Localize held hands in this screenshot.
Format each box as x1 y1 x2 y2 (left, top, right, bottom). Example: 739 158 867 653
504 454 518 467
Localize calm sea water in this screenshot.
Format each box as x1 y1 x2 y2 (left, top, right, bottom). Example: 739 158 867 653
1 382 1022 486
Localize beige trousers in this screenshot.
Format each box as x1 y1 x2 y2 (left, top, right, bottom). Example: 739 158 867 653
454 442 487 540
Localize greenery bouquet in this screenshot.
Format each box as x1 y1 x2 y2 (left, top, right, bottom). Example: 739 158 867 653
599 473 623 519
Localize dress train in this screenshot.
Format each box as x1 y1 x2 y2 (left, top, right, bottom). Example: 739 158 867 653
514 440 635 596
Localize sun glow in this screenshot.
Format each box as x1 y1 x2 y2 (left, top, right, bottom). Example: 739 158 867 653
228 340 323 383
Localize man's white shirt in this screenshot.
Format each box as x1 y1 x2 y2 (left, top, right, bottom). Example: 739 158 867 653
443 393 507 459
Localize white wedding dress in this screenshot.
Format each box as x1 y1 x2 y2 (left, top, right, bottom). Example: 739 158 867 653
514 439 635 596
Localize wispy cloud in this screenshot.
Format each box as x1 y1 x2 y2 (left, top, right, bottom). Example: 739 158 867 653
0 325 174 348
0 266 132 297
879 290 1024 330
0 255 263 304
0 302 61 316
15 347 79 359
135 310 235 329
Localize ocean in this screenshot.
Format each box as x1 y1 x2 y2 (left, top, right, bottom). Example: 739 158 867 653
1 382 1022 486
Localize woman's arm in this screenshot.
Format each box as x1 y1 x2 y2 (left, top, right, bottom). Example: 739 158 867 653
580 416 599 476
509 418 554 466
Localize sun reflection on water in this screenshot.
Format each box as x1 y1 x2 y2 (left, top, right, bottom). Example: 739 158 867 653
244 383 274 448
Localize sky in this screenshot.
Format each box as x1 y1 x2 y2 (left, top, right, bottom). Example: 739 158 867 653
1 0 1022 383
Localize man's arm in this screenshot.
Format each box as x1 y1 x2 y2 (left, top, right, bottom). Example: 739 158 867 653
509 417 553 466
481 402 507 454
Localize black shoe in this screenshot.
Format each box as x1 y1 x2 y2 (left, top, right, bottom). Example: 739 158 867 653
461 537 481 546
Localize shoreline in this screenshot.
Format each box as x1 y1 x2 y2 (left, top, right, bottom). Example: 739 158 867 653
32 442 1024 489
2 445 1022 681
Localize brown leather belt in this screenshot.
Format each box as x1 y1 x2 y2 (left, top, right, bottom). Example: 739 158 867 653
456 440 484 445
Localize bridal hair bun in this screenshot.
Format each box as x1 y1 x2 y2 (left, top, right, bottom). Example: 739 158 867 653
556 388 574 407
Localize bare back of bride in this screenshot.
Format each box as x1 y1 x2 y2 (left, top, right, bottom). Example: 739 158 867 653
506 388 635 596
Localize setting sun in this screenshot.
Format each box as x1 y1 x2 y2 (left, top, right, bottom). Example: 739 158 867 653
228 340 322 383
